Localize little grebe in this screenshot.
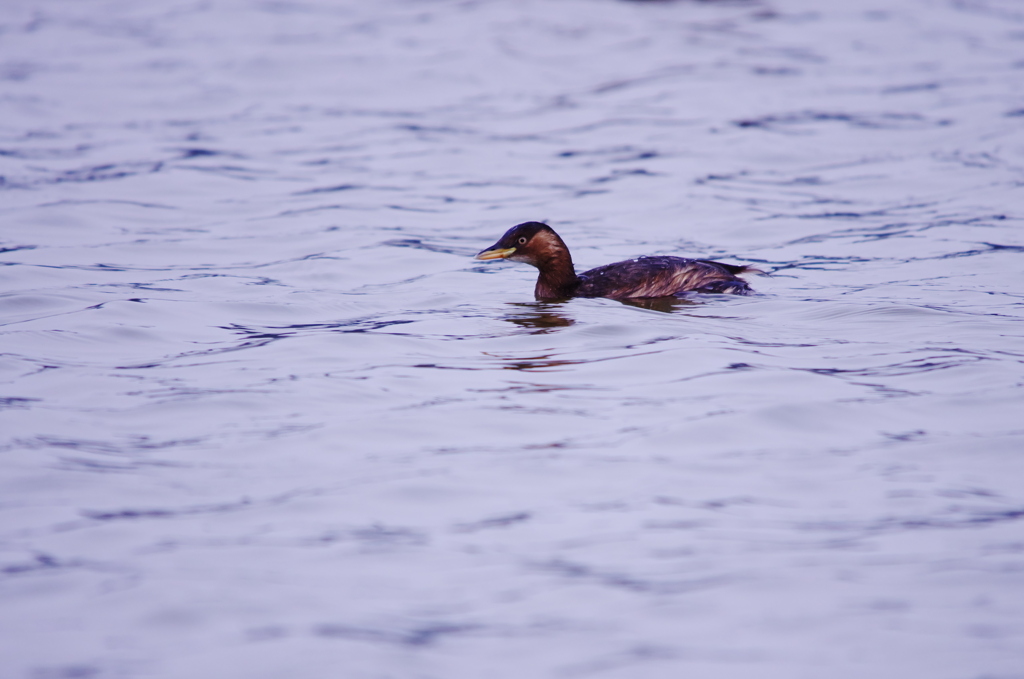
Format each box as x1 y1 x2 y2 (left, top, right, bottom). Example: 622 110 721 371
476 221 762 300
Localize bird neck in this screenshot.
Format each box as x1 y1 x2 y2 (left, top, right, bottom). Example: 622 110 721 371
534 250 579 299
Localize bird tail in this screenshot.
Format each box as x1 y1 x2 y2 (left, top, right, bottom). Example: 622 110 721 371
696 279 754 295
697 260 768 277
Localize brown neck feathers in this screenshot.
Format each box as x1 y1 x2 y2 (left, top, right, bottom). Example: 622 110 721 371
533 250 578 299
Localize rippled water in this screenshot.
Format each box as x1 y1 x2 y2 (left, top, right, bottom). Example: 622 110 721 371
2 0 1024 677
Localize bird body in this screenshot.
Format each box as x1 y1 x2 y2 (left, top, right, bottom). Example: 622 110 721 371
476 222 760 300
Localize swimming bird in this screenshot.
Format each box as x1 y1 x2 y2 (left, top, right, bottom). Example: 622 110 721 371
476 221 762 300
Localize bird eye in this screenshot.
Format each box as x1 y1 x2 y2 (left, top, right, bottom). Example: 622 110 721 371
518 236 527 245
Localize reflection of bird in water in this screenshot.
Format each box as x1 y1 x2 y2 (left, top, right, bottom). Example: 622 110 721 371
505 303 576 333
477 222 763 301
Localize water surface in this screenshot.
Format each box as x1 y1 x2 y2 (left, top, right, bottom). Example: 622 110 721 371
2 0 1024 677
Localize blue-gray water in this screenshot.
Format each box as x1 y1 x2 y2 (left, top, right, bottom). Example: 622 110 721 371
2 1 1023 677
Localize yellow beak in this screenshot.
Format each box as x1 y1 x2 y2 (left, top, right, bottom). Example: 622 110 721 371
475 247 517 260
